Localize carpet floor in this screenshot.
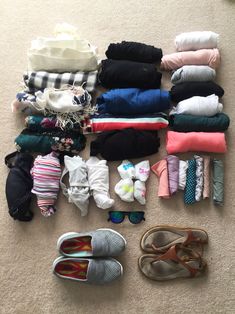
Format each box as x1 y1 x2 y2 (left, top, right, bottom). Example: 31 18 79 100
0 0 235 313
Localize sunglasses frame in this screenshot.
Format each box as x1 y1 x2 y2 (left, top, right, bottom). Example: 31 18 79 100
108 211 145 224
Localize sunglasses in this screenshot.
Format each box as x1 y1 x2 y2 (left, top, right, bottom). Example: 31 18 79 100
108 211 145 224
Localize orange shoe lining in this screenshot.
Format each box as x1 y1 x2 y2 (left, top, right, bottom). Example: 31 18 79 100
61 236 92 254
55 260 89 280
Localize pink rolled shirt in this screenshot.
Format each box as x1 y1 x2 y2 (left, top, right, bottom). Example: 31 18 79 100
161 48 220 71
166 131 227 154
151 160 170 198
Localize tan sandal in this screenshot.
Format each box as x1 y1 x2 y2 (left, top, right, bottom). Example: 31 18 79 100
138 244 207 281
140 225 208 253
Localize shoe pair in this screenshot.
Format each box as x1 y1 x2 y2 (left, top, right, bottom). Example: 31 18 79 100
53 228 126 284
138 225 208 281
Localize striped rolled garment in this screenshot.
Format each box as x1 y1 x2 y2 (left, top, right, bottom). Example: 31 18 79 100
31 152 61 217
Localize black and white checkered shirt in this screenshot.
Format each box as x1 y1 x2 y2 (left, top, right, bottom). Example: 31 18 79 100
23 71 98 93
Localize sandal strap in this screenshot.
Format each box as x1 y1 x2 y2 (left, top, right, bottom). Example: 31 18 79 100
151 245 202 277
184 230 202 245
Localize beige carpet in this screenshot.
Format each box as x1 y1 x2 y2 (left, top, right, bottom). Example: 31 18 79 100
1 0 235 313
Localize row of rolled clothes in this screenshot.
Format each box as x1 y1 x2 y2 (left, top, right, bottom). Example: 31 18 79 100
151 155 224 206
5 150 115 221
11 28 229 159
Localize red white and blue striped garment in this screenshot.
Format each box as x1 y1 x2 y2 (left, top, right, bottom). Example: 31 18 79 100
31 152 61 217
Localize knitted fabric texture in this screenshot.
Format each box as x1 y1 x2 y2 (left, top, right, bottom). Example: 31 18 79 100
31 152 61 217
105 41 162 63
99 59 162 89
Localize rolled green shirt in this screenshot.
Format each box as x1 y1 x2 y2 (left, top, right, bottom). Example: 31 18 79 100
169 113 230 132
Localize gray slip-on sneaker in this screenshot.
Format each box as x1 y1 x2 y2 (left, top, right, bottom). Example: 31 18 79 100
57 228 127 257
53 256 123 284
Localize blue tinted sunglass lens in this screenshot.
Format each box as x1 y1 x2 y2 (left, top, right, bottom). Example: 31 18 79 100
129 212 145 224
109 211 125 223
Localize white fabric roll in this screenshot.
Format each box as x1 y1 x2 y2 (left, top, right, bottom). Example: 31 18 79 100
134 180 146 205
170 94 223 116
117 160 135 180
171 65 216 84
135 160 150 182
175 31 219 51
86 157 114 209
115 178 134 202
60 155 90 216
28 24 98 72
178 160 188 190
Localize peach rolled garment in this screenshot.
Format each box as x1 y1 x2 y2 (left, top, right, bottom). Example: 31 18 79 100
166 131 227 154
151 160 170 198
203 156 210 199
161 48 220 71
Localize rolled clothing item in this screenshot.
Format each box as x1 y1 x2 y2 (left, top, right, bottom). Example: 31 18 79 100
203 156 210 199
165 155 179 195
118 160 135 180
134 180 147 205
11 92 39 115
89 113 169 132
135 160 150 182
105 41 163 63
23 71 98 93
194 155 204 202
25 115 81 132
151 160 170 199
15 129 86 154
184 159 196 205
99 59 162 89
166 131 227 154
97 88 170 115
170 94 223 117
161 49 220 71
171 65 216 84
60 155 90 216
35 86 91 113
170 81 224 103
178 160 188 190
28 24 98 72
169 113 230 132
31 152 61 217
114 178 134 202
90 128 160 161
86 157 114 210
175 31 219 51
213 159 224 206
5 152 34 222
